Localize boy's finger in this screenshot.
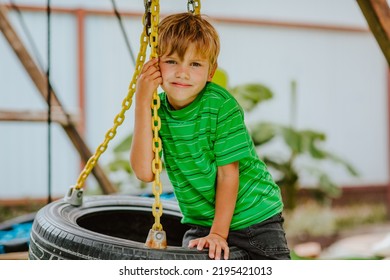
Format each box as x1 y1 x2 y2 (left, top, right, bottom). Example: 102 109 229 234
214 245 222 260
223 245 230 260
188 239 198 248
142 58 157 70
208 242 216 259
196 238 207 251
149 57 158 65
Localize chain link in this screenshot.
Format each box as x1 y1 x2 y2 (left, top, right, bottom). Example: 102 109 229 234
149 0 164 232
74 13 150 191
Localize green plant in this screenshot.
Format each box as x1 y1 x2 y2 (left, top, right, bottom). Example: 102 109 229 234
253 120 359 209
213 70 359 209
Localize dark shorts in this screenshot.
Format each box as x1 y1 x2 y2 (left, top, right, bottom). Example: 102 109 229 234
182 213 291 260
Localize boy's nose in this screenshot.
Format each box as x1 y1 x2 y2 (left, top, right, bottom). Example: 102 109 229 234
175 66 189 79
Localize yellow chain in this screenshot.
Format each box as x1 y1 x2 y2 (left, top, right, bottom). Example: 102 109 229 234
194 0 201 15
149 0 163 232
74 12 150 191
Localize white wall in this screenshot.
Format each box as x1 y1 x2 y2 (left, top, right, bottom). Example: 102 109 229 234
0 0 388 199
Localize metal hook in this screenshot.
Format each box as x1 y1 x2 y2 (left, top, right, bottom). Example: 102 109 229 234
187 0 195 13
144 0 152 36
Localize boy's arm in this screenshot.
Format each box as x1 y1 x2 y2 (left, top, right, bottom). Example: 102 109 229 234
130 58 162 182
188 161 239 260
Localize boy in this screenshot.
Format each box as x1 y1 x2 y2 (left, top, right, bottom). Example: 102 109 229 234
130 12 290 260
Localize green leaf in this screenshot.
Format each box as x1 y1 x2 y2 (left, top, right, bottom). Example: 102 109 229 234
279 126 301 154
323 152 360 177
300 130 327 158
250 122 277 145
113 134 133 153
107 158 132 174
318 173 342 198
230 84 273 111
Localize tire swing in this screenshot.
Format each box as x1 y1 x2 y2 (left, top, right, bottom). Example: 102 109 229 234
28 0 249 260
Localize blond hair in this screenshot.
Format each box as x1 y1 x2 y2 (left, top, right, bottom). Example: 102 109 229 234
158 13 220 69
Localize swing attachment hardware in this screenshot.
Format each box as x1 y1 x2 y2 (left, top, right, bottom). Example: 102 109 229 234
187 0 201 14
145 229 167 249
64 186 83 206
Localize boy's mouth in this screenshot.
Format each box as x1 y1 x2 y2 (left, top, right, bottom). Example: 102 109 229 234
171 82 192 88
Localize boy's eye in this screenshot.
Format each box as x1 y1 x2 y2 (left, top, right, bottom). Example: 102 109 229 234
165 60 176 64
191 62 201 67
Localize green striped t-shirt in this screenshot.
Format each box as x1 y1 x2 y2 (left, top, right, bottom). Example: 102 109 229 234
158 82 283 230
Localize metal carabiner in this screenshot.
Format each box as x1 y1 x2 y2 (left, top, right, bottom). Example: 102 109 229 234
187 0 195 13
144 0 152 36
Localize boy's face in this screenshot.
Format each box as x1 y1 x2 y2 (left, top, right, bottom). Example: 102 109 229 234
159 44 216 110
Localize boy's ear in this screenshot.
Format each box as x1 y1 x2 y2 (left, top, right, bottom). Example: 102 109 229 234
207 63 218 81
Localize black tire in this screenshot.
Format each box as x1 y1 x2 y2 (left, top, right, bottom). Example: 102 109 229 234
28 195 249 260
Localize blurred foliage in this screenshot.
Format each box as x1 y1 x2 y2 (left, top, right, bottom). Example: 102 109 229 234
213 69 359 209
105 134 148 191
284 201 387 239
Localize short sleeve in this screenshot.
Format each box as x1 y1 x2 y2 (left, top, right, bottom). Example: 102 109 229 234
214 98 252 166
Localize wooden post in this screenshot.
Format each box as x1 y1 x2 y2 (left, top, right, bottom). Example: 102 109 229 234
357 0 390 66
0 108 78 125
0 5 116 194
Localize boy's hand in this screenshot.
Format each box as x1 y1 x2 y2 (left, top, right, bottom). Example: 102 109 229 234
188 233 229 260
136 58 162 104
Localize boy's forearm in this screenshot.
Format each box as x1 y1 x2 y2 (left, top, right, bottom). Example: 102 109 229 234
130 57 162 182
130 103 154 182
210 162 239 239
